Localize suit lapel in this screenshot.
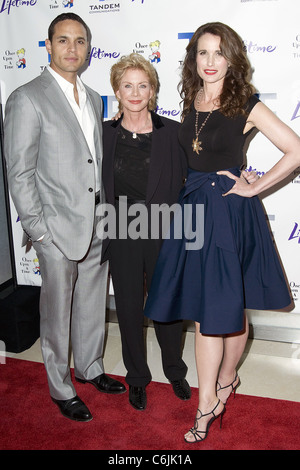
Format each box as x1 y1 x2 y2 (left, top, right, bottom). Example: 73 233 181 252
146 112 165 204
103 119 119 206
40 69 91 154
86 88 102 164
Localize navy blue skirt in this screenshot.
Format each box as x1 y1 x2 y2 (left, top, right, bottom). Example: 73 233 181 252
144 168 291 335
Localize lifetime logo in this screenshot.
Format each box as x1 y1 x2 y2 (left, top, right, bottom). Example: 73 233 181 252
289 222 300 243
0 0 37 16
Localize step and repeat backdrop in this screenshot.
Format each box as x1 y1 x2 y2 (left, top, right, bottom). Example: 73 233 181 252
0 0 299 314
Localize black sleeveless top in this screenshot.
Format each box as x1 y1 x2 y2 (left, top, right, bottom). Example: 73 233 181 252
179 94 260 172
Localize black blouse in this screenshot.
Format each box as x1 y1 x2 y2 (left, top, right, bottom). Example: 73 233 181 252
114 126 152 200
179 94 260 172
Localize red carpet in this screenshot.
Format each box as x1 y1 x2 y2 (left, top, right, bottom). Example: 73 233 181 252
1 357 299 451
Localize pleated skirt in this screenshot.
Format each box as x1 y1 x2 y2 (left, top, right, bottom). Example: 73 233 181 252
144 167 291 335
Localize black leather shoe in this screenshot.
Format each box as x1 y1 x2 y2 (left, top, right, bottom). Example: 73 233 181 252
51 395 92 422
129 385 147 410
171 379 191 400
76 373 126 394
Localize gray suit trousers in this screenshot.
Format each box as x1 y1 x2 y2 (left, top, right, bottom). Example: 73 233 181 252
33 213 108 400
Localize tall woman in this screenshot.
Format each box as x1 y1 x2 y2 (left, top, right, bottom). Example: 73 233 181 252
101 54 190 410
144 22 300 442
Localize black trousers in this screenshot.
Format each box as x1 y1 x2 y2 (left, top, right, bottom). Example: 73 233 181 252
109 235 188 387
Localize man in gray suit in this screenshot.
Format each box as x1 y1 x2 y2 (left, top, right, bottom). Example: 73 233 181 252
4 13 125 421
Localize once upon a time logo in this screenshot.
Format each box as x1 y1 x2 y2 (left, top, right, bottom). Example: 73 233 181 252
290 281 300 302
2 48 27 70
49 0 74 9
292 34 300 58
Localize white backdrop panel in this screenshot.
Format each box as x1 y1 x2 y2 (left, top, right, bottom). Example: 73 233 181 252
0 0 299 312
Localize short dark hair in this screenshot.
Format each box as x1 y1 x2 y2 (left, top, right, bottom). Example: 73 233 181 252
48 13 90 42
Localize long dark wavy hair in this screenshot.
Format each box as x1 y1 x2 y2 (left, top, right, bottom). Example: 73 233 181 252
179 22 256 120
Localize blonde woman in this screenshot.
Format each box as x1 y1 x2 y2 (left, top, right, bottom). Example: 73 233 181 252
101 54 190 410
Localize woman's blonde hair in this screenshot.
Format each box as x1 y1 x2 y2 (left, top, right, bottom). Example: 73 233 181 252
110 53 159 112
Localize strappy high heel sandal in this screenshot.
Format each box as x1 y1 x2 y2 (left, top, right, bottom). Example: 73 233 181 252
184 398 225 444
217 372 240 404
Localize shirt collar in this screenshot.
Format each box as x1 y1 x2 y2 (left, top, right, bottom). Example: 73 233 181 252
111 110 165 130
47 65 85 97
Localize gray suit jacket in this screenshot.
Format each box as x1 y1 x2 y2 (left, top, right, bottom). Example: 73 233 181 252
4 68 104 261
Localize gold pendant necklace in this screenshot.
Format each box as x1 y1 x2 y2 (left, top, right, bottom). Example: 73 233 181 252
192 90 215 155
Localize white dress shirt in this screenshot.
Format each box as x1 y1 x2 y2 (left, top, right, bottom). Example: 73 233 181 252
47 66 100 192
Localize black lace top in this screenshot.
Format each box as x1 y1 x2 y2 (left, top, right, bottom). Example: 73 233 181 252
114 126 152 199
